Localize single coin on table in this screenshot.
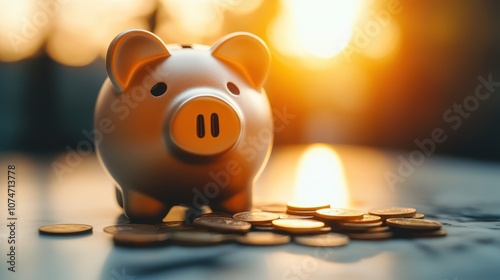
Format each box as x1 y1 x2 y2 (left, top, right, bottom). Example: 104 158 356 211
113 232 170 247
170 230 236 246
368 207 416 219
315 208 364 221
411 213 425 219
39 224 93 235
272 219 325 233
103 224 158 235
294 233 350 247
233 211 280 224
287 200 331 211
193 217 251 233
236 232 291 246
386 218 442 231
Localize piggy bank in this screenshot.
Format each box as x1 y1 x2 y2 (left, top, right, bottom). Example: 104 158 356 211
94 29 273 221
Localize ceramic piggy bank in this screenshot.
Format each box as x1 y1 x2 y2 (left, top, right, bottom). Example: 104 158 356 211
94 29 273 221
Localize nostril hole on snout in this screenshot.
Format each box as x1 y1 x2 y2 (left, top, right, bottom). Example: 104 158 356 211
211 113 219 137
196 114 205 138
227 82 240 95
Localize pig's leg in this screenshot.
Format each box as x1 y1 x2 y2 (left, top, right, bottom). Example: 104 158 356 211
211 186 252 213
123 190 170 222
115 186 124 208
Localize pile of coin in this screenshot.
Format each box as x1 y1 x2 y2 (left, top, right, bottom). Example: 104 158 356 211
38 204 446 247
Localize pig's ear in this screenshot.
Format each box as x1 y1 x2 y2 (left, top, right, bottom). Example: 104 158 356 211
106 29 170 93
211 32 270 89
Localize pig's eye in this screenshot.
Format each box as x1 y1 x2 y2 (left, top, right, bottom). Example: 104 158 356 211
150 82 167 97
226 82 240 95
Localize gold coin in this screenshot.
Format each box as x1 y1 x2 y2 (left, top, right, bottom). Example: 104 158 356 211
113 232 170 247
338 221 383 230
346 231 393 240
278 213 314 219
154 221 185 229
233 211 280 224
170 230 235 246
257 203 288 213
252 222 274 227
294 233 350 247
286 209 317 216
236 232 291 246
362 226 391 233
369 207 416 219
278 226 333 235
411 213 425 219
253 225 275 231
272 219 325 233
315 208 364 221
103 224 158 235
386 218 442 231
154 222 192 233
287 200 330 211
344 214 381 223
193 217 251 233
397 229 447 238
334 226 390 234
39 224 93 235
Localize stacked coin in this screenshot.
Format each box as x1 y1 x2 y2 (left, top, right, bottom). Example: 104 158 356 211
385 218 446 238
325 207 443 240
285 200 330 216
39 205 445 247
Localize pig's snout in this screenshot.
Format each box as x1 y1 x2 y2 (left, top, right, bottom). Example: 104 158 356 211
170 96 241 156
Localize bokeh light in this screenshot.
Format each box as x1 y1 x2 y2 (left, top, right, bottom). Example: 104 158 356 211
268 0 363 60
0 0 47 62
155 0 265 45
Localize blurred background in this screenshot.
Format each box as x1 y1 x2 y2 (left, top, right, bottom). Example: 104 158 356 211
0 0 499 161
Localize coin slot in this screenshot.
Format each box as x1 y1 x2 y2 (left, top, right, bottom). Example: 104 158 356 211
211 113 219 137
196 114 205 138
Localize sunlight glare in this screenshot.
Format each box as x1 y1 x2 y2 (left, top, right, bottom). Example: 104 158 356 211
269 0 362 59
293 144 350 208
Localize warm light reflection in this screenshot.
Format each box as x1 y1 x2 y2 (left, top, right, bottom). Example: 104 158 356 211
0 0 155 66
48 0 155 66
269 0 362 59
0 0 47 62
156 0 263 44
362 21 400 60
293 144 350 208
156 0 223 43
